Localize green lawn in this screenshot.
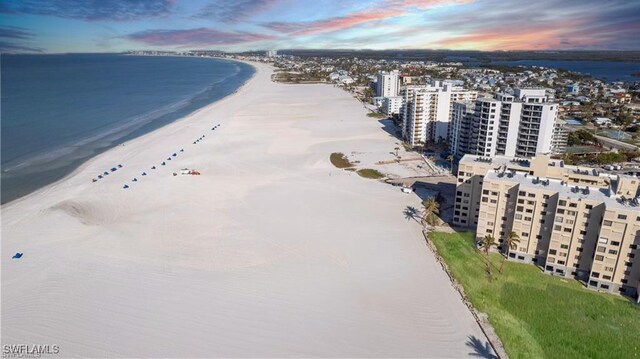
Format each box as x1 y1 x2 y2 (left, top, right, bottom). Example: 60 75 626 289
428 231 640 359
356 168 385 179
329 152 353 169
366 112 387 119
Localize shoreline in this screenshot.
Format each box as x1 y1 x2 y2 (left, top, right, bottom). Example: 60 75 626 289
2 61 492 357
1 57 258 208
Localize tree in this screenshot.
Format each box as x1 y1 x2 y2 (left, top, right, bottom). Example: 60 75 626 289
446 155 454 173
394 147 400 157
421 197 440 227
499 231 520 273
478 235 497 280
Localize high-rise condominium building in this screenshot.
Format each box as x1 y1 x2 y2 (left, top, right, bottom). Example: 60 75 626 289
376 70 400 98
449 89 565 158
401 81 477 146
454 154 640 299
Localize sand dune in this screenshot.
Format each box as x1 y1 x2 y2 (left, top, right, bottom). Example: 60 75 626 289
2 62 491 357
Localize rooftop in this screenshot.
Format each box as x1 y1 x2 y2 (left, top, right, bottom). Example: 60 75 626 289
485 170 638 210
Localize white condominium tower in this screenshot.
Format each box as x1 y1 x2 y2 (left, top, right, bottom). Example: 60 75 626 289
401 81 477 146
449 88 564 158
376 70 400 98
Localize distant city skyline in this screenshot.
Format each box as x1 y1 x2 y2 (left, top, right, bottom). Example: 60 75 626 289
1 0 640 53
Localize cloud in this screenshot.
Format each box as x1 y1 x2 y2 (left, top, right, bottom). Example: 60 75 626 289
0 26 42 52
0 25 34 39
195 0 279 23
126 28 277 47
416 0 640 50
263 0 474 36
0 0 174 21
0 41 43 52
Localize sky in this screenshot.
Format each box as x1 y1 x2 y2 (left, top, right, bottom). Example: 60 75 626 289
1 0 640 53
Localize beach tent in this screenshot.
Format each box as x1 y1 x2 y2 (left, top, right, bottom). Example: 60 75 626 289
12 252 23 259
98 175 103 179
152 166 156 169
180 149 184 152
161 162 166 166
118 164 123 168
172 153 177 157
92 179 98 183
142 172 147 176
111 167 117 172
123 184 129 189
104 172 109 175
132 178 138 182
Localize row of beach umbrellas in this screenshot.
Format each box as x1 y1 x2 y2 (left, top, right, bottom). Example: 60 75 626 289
118 123 221 189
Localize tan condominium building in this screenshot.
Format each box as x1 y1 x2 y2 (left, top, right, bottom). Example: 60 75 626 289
455 154 640 299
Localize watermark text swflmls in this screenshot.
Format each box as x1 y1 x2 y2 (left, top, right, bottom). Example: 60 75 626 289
2 344 59 358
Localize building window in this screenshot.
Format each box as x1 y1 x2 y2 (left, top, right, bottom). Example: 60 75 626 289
603 220 612 226
559 200 567 206
618 214 627 220
595 255 604 261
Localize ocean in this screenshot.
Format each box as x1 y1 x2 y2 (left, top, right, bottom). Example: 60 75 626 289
490 60 640 83
1 54 254 203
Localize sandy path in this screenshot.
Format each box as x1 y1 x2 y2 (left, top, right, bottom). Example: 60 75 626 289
2 62 490 357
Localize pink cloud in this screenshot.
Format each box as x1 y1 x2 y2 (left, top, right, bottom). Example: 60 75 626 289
264 0 475 36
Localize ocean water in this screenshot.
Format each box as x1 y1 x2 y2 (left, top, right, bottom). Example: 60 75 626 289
490 60 640 83
1 54 254 203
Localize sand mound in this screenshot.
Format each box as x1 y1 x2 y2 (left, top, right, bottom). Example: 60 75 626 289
49 200 116 226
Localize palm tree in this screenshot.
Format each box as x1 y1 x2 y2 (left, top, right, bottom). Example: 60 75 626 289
421 197 440 227
478 235 497 280
446 155 454 173
499 231 520 273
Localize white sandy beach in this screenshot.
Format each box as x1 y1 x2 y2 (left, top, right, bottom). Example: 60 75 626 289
2 62 490 357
